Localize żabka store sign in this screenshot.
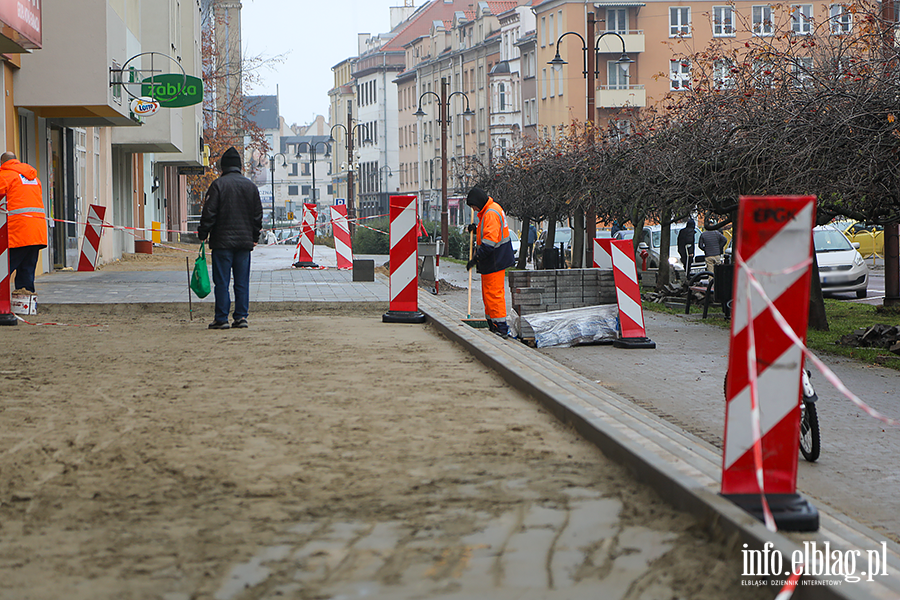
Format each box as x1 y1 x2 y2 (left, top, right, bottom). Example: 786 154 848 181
0 0 42 49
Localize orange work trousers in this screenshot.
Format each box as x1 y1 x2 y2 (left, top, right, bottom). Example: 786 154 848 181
481 270 507 324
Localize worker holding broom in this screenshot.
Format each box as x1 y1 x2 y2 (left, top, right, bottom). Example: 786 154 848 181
465 187 516 338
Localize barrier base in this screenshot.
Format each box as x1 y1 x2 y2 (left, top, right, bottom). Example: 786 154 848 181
293 261 319 268
722 493 819 532
613 336 656 349
382 310 426 324
0 313 18 326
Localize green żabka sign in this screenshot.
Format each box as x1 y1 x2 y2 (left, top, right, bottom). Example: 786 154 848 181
141 74 203 108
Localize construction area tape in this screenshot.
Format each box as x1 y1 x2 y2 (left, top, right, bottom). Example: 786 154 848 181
16 315 102 327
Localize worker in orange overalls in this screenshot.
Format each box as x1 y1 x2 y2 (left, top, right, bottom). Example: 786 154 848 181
465 187 516 338
1 152 46 294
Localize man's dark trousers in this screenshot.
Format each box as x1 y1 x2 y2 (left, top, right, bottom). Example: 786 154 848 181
211 248 251 324
8 245 41 292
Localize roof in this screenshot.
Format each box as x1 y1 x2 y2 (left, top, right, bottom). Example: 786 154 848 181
244 95 279 130
490 60 511 75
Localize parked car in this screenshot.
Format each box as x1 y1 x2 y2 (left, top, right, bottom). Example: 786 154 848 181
509 229 521 260
615 224 703 273
534 226 572 269
837 220 884 259
814 225 869 298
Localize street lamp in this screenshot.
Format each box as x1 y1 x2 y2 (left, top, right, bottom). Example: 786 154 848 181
256 152 288 236
297 140 330 211
328 113 372 236
414 77 475 256
549 13 633 266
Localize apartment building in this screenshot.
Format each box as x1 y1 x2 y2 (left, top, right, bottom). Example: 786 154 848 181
533 0 860 136
328 57 356 208
12 0 203 274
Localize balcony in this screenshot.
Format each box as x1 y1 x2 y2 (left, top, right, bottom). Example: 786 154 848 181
596 30 644 55
597 85 646 108
17 1 136 127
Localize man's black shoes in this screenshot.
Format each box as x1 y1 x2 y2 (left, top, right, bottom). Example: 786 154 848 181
208 321 230 330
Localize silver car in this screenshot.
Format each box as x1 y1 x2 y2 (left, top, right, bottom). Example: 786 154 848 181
814 225 869 298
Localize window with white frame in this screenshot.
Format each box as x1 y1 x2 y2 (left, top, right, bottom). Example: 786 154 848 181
558 10 563 39
670 7 691 37
753 5 774 35
791 56 814 83
541 16 546 47
607 8 628 33
613 119 632 140
713 58 736 89
752 60 776 86
713 6 735 36
499 83 506 110
608 61 630 89
830 4 851 34
542 68 547 98
548 13 555 44
791 4 813 34
558 68 564 96
670 59 691 90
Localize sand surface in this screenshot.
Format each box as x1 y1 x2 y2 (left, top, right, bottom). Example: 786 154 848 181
0 290 768 598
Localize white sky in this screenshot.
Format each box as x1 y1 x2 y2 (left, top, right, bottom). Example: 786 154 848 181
240 0 420 128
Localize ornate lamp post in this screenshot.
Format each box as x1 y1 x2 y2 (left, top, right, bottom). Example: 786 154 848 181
549 13 632 267
297 141 330 208
414 78 474 256
328 116 371 236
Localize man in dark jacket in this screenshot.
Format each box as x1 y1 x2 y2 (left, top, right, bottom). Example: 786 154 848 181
677 218 696 278
198 147 263 329
698 221 728 273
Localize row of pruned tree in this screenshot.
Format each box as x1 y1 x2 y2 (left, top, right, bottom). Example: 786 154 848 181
471 1 900 326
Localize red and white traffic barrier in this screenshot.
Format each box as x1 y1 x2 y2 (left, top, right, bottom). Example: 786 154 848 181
597 238 654 349
0 196 16 325
330 204 352 270
77 204 107 272
382 195 425 323
722 195 818 532
593 237 611 269
293 203 318 268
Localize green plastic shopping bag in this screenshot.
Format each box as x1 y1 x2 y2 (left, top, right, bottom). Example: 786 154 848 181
190 242 211 298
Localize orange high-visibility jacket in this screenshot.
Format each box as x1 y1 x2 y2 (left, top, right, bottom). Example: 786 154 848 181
2 159 47 248
474 197 515 274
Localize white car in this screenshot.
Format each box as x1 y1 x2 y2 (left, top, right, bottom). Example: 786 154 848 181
615 224 703 272
814 225 869 298
510 230 521 260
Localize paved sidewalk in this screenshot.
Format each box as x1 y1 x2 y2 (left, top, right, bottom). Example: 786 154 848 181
34 245 388 305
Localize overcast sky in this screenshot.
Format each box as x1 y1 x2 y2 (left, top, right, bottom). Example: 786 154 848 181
240 0 420 128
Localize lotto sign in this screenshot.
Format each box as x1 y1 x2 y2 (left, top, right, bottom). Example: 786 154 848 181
722 196 816 529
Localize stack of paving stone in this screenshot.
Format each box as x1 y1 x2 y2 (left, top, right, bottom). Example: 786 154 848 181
509 269 617 342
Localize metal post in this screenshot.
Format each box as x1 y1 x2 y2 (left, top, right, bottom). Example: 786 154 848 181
270 157 276 234
440 77 449 257
882 0 899 307
347 109 356 237
585 12 597 267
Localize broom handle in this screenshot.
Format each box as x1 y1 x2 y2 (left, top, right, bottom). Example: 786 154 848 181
467 207 475 317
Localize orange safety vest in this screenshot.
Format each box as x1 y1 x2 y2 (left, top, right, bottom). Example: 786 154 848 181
2 159 47 249
475 197 515 274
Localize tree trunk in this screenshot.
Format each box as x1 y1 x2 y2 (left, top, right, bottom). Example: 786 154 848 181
657 213 673 290
808 251 829 331
517 217 530 270
572 210 585 268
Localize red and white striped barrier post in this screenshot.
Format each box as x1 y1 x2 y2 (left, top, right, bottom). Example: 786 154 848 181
602 238 655 349
0 196 16 326
592 237 611 269
77 204 107 272
330 204 352 270
382 195 425 324
293 203 319 268
722 195 818 531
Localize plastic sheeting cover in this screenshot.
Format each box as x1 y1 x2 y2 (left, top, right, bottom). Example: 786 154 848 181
518 304 620 348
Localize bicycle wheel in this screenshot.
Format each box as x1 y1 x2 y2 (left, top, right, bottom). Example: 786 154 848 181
800 401 820 462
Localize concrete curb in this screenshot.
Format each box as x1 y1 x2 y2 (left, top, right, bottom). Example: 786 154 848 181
419 293 895 600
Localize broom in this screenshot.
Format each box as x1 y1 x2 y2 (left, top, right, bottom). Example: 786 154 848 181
462 207 488 328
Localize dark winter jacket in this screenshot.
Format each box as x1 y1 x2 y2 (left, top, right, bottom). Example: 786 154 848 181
198 167 263 250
